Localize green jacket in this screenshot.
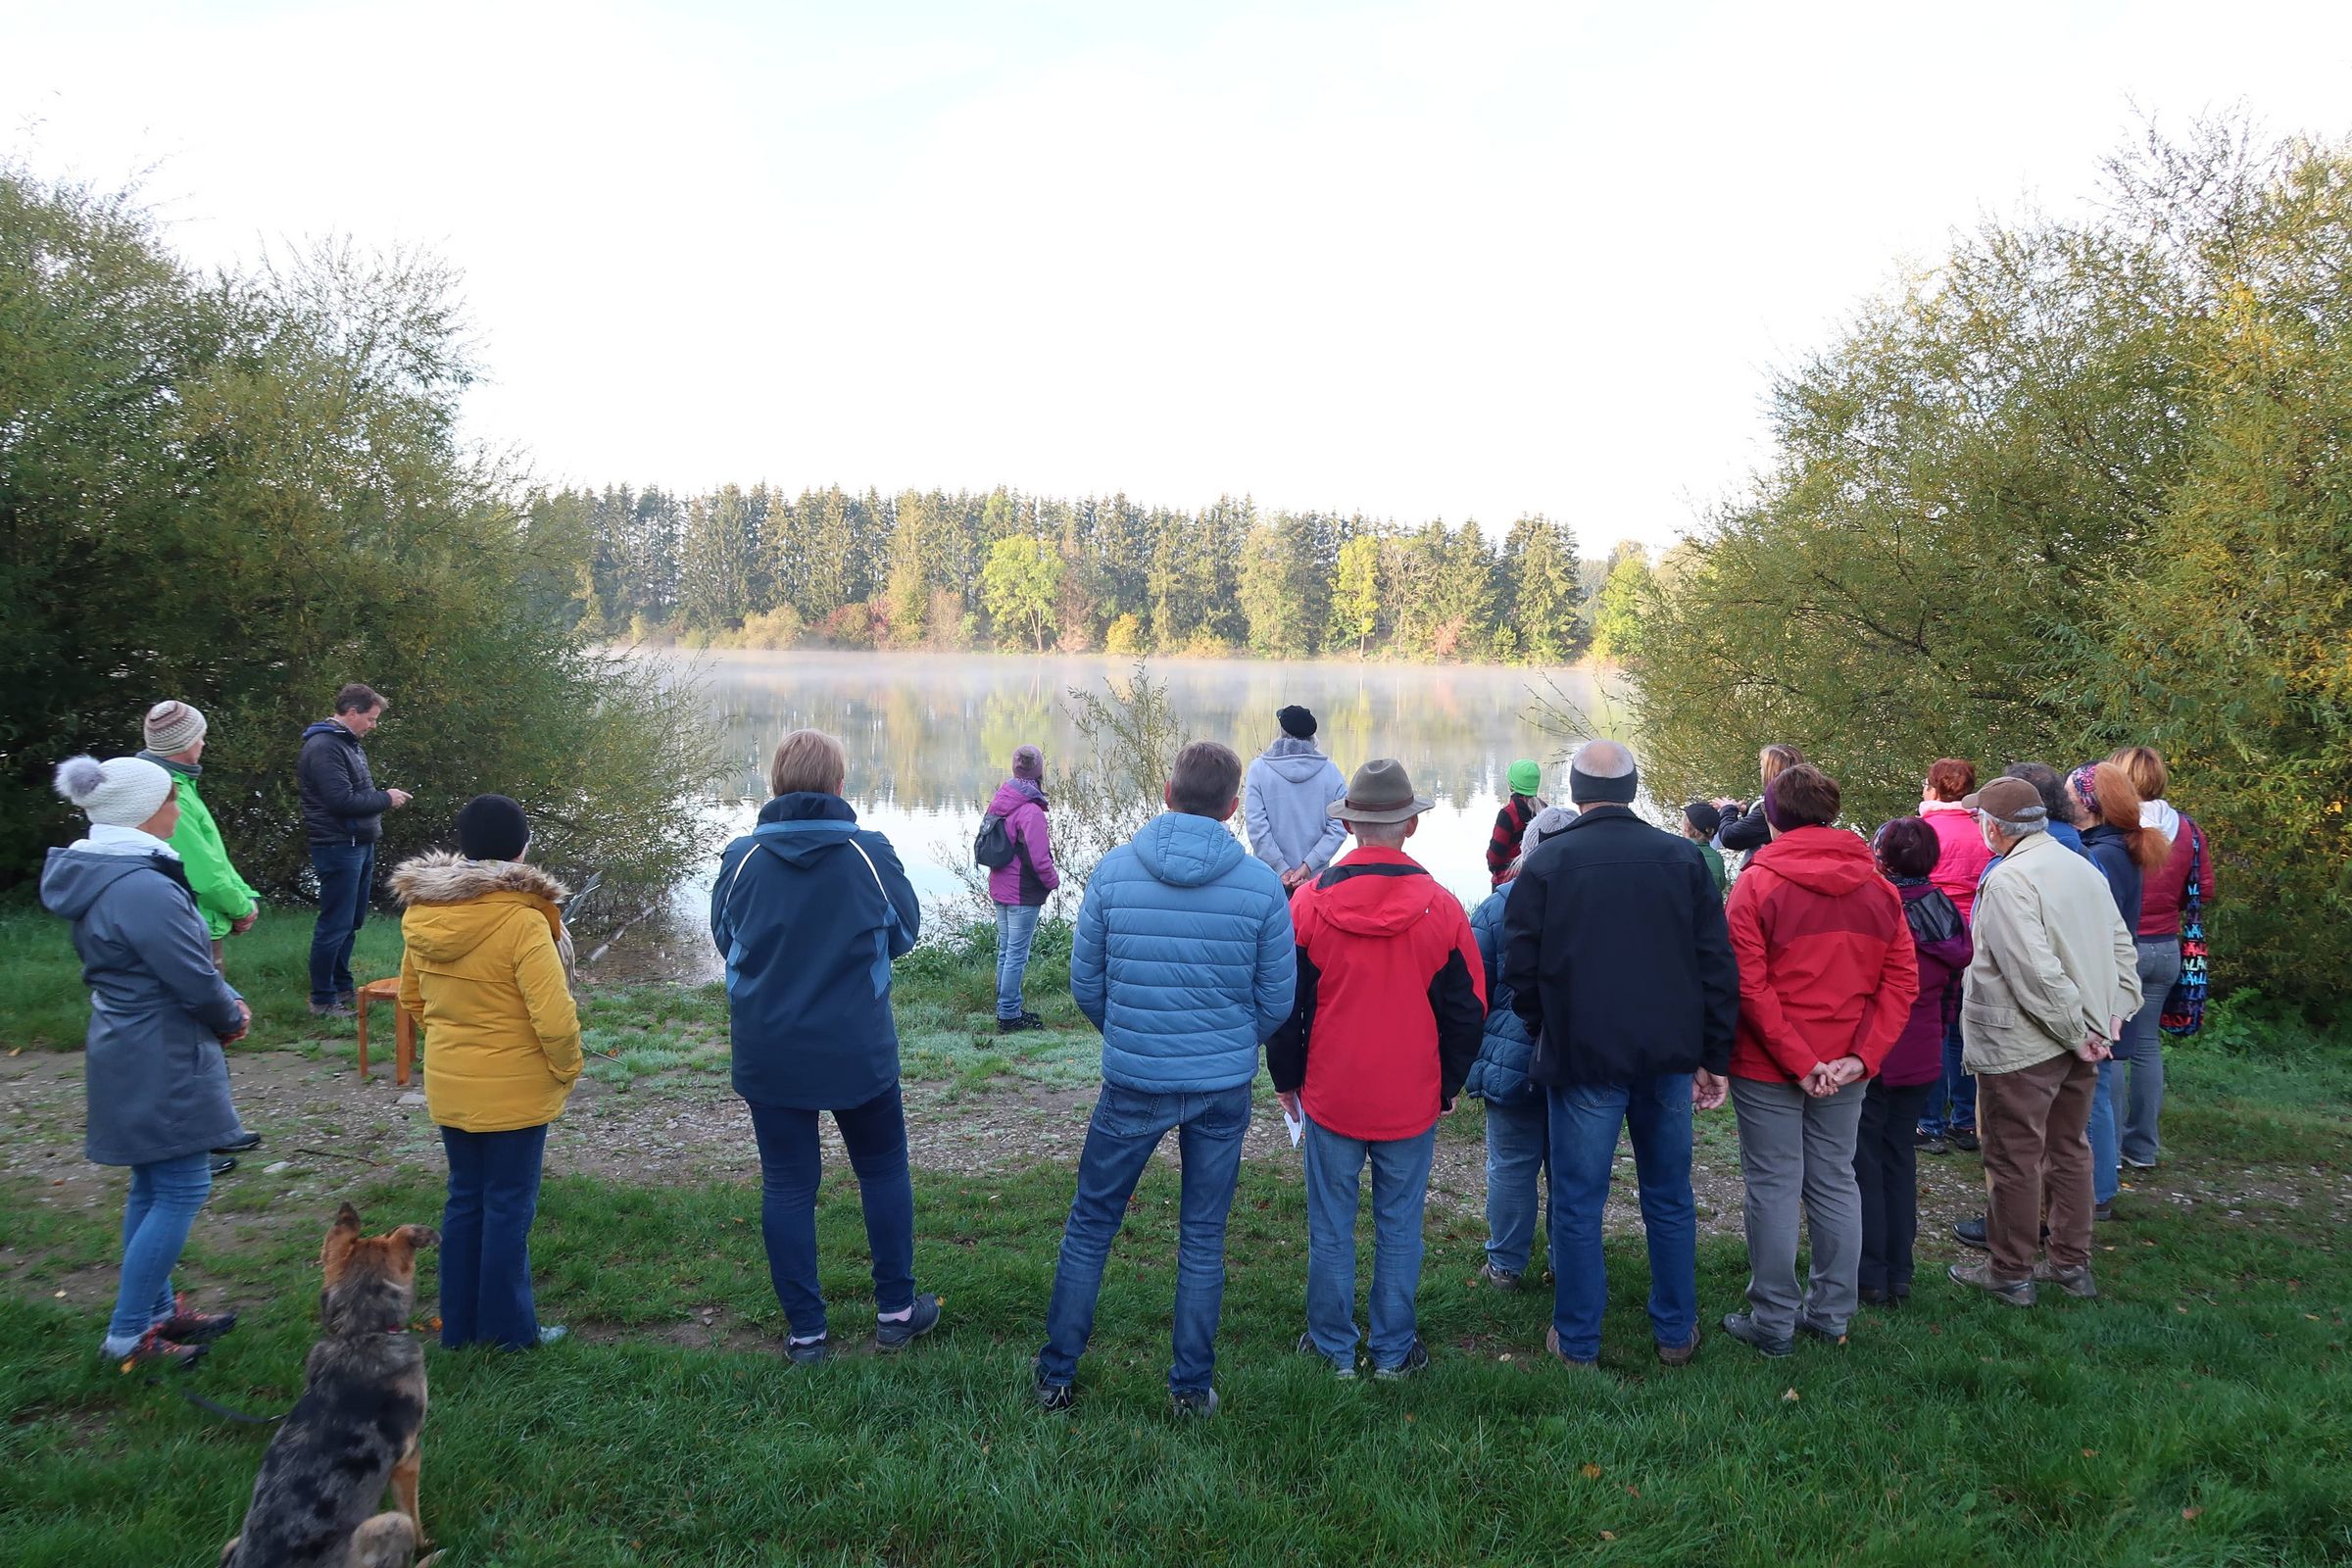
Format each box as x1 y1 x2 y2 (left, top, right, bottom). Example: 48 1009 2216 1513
1698 841 1729 899
142 753 260 940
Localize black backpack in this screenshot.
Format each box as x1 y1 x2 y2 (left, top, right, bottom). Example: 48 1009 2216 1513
973 812 1018 869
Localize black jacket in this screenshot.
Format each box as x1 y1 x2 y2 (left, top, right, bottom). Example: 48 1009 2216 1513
1716 799 1770 855
1500 804 1740 1085
298 721 392 846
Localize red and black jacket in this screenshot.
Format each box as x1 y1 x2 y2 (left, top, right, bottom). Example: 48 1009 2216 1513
1267 847 1488 1142
1487 794 1541 886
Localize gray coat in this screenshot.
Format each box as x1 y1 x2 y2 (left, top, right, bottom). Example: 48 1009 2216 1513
1242 739 1348 875
40 843 246 1165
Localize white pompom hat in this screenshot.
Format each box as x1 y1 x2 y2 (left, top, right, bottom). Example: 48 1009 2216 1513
53 755 174 828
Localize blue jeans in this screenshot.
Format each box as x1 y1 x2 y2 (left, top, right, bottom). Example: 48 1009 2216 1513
1036 1082 1251 1395
108 1152 215 1346
1482 1095 1550 1276
1546 1074 1699 1362
1918 1006 1977 1136
439 1123 549 1349
1301 1117 1437 1370
309 842 376 1005
994 902 1042 1020
747 1086 915 1340
2087 1058 2123 1204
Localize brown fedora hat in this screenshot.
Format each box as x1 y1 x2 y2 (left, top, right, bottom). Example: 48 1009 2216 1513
1328 758 1435 824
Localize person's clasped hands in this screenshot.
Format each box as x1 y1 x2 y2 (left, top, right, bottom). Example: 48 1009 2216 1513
1801 1054 1866 1098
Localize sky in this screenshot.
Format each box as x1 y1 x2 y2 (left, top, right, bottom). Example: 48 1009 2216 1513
6 1 2351 553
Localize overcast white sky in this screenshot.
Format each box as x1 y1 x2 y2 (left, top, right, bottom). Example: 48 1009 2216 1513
7 1 2351 551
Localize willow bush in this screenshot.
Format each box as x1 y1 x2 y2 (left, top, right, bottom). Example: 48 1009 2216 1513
1600 121 2351 1004
0 168 717 917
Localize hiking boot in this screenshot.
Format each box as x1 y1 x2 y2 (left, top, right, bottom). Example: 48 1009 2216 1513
1796 1316 1847 1346
996 1013 1044 1035
2093 1201 2115 1223
1948 1259 2037 1306
214 1131 262 1154
875 1295 941 1352
2033 1261 2099 1299
1948 1128 1981 1153
1372 1339 1430 1381
1170 1388 1220 1418
209 1157 237 1177
1480 1261 1522 1291
309 1002 355 1019
1917 1133 1949 1156
111 1326 207 1370
154 1293 237 1345
785 1334 830 1366
1035 1372 1074 1413
1719 1312 1793 1358
1298 1330 1356 1380
1544 1325 1599 1369
1655 1328 1701 1367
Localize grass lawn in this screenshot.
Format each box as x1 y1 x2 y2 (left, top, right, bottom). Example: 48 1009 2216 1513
3 901 2351 1565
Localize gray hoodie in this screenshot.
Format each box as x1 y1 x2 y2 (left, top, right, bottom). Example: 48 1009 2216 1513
40 841 245 1165
1243 738 1349 875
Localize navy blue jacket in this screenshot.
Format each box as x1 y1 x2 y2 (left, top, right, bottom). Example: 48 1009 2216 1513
2080 823 2145 933
1463 885 1541 1106
712 794 921 1110
1070 811 1295 1094
297 720 393 846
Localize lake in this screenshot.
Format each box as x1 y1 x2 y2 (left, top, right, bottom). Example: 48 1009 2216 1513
662 650 1622 926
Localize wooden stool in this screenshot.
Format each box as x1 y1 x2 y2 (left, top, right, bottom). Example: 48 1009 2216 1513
355 978 416 1087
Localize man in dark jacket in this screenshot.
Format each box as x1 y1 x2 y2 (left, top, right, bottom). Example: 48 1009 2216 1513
1035 742 1294 1417
1270 759 1486 1381
1502 739 1739 1369
297 683 411 1016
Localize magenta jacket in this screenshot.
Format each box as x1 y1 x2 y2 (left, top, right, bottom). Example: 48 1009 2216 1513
987 779 1060 907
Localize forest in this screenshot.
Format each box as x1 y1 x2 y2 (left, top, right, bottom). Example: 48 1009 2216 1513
529 481 1656 664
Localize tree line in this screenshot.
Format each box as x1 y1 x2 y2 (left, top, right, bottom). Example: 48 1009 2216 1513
1596 120 2352 1004
525 481 1658 664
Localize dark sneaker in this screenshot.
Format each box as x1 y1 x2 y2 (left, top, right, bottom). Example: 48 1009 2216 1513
1953 1215 1990 1250
996 1014 1042 1036
1036 1377 1074 1413
1480 1261 1522 1291
1719 1312 1793 1358
1948 1128 1981 1153
785 1334 830 1366
2093 1200 2115 1223
2033 1261 2098 1299
1948 1259 2037 1306
875 1295 941 1352
1918 1133 1949 1156
1858 1286 1890 1306
112 1326 207 1370
154 1293 237 1345
1372 1339 1430 1381
214 1131 262 1154
1655 1327 1701 1367
209 1157 237 1177
1298 1330 1356 1380
309 1002 355 1019
1170 1388 1219 1418
1796 1316 1847 1345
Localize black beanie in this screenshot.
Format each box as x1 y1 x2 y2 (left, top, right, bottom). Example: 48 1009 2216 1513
1568 760 1639 806
457 794 530 861
1277 705 1316 739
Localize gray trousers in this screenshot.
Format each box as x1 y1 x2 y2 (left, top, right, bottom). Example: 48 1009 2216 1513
1731 1076 1866 1338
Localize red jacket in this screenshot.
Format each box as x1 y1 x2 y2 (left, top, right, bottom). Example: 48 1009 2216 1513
2137 812 2215 939
1726 827 1919 1084
1267 847 1487 1141
1921 800 1993 924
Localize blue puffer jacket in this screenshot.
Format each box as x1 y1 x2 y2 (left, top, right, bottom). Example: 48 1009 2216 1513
1071 811 1297 1094
712 794 921 1111
1464 884 1540 1106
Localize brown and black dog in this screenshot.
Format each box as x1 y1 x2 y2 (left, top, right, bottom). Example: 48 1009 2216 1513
221 1204 439 1568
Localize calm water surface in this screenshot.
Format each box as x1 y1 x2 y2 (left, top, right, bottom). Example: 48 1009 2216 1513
662 650 1621 925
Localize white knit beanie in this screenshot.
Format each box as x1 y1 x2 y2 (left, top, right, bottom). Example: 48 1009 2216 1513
143 700 209 756
54 756 174 828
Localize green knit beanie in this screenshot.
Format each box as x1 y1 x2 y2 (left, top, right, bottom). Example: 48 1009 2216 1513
1507 759 1543 797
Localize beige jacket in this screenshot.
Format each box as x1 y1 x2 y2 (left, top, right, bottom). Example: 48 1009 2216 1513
1962 830 2144 1076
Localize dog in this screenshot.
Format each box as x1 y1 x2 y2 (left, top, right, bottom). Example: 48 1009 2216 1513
221 1204 439 1568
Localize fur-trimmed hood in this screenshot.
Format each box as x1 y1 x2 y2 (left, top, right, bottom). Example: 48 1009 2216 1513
391 851 572 968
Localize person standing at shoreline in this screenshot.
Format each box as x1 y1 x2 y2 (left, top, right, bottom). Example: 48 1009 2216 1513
985 744 1059 1034
1486 760 1547 887
296 683 411 1018
137 701 260 974
1243 706 1348 892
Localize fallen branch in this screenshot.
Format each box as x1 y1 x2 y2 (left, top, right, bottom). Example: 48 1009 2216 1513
291 1147 387 1168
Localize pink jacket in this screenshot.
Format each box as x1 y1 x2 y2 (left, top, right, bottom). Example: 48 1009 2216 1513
1921 800 1993 924
987 779 1060 907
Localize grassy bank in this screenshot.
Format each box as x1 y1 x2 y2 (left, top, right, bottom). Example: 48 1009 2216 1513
3 902 2351 1565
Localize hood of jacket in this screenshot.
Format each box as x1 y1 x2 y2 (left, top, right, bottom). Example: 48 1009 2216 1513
1129 811 1246 887
741 792 875 870
1748 823 1879 896
39 846 169 921
301 718 356 744
2141 799 2181 842
989 778 1049 816
1256 737 1334 782
391 851 568 963
1313 847 1441 937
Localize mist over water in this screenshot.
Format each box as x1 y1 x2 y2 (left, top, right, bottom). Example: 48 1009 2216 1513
658 649 1623 925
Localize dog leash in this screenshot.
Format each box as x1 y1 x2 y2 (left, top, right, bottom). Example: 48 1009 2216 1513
144 1375 288 1425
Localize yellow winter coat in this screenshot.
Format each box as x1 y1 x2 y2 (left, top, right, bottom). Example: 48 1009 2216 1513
392 853 583 1133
